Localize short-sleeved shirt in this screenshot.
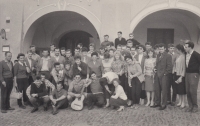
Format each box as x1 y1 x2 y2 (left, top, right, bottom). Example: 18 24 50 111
51 89 67 99
68 79 85 94
102 72 118 84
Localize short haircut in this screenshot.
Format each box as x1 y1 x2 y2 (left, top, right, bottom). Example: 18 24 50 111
118 31 122 34
35 75 41 80
99 46 105 50
5 51 12 56
154 44 159 49
17 53 25 59
89 43 95 47
57 81 63 87
168 43 175 48
82 47 88 52
146 48 156 58
136 44 146 52
129 33 134 36
14 60 18 63
145 42 152 46
75 47 80 50
66 49 71 53
54 48 59 51
77 43 83 47
104 52 110 59
127 40 133 44
117 44 122 48
74 73 81 77
91 52 98 57
159 43 166 48
74 55 81 60
29 45 35 48
90 71 96 77
176 44 186 53
104 35 109 37
54 62 60 67
60 47 66 51
185 41 194 49
50 44 55 47
65 61 71 66
124 55 133 61
40 73 46 77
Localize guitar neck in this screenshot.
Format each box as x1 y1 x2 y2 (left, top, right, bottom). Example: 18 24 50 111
80 86 86 96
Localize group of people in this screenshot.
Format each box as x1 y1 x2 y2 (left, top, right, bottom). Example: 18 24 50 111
1 31 200 115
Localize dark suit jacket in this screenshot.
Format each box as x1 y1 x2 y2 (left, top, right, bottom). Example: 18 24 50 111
186 51 200 73
72 61 88 79
0 60 14 82
134 53 147 73
155 52 172 77
115 37 126 48
24 58 37 79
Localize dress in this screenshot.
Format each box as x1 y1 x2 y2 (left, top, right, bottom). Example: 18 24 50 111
102 58 113 73
144 58 156 91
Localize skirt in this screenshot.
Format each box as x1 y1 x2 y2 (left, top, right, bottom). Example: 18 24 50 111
145 75 154 92
174 74 186 95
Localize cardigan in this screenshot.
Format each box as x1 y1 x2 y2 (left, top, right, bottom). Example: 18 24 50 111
173 54 186 77
0 60 14 82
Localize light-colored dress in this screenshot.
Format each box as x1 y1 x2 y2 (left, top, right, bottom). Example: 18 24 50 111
102 58 113 73
144 58 156 91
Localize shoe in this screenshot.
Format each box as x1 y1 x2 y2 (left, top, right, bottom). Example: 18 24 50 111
171 102 175 106
19 105 26 109
192 108 198 113
44 106 48 111
88 103 94 110
158 105 166 110
103 104 110 108
180 106 185 109
24 102 29 106
167 101 171 105
151 104 160 108
117 106 124 112
7 107 15 110
31 108 38 113
185 107 193 112
52 107 58 115
145 102 150 107
1 110 7 113
176 103 181 107
150 102 154 107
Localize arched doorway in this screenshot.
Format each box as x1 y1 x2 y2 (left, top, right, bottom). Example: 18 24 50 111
23 11 100 54
59 31 93 54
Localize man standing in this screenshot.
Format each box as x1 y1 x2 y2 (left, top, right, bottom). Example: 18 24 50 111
153 43 172 110
65 49 74 64
0 52 15 113
167 44 179 106
184 41 200 113
81 47 91 64
115 31 126 48
50 44 56 57
101 35 112 48
127 33 140 47
29 45 40 63
51 48 66 69
60 47 66 57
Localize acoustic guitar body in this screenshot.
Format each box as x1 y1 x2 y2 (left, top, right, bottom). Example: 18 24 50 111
71 95 85 111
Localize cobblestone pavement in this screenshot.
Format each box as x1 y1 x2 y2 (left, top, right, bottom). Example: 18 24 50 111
1 92 200 126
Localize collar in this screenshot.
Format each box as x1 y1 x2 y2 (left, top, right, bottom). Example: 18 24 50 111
169 51 175 55
188 50 194 55
42 56 50 60
4 59 11 63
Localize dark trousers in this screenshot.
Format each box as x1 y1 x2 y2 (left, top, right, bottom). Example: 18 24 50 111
1 78 13 110
185 73 199 109
28 76 34 85
154 74 168 106
30 97 50 108
131 77 142 104
167 73 177 103
54 98 68 109
86 93 104 107
119 74 126 90
110 98 127 107
17 78 29 106
100 78 115 99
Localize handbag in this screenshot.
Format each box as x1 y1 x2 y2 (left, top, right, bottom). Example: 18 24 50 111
11 86 22 99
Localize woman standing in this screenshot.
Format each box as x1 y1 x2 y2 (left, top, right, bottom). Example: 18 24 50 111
173 44 186 108
111 51 126 89
110 79 127 111
125 55 142 109
144 48 156 107
14 53 30 109
102 52 113 73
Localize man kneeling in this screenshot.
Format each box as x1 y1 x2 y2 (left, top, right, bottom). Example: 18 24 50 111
50 82 68 115
30 76 49 113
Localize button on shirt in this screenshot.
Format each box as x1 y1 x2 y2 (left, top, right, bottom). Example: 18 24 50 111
186 50 194 67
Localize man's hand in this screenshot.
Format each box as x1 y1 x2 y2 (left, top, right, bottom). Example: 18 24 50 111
108 90 112 94
52 99 57 105
77 67 82 71
2 81 6 87
128 82 132 87
75 94 81 98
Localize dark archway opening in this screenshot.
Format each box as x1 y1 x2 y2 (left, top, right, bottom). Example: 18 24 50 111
59 31 92 55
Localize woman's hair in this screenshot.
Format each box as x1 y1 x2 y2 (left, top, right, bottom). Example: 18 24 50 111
124 55 133 61
113 51 123 61
112 78 121 84
146 48 156 58
104 52 110 59
91 51 98 57
17 53 25 59
176 44 186 53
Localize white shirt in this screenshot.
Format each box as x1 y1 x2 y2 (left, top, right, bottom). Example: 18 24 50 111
55 56 59 61
41 57 49 71
102 72 118 84
27 58 32 68
114 85 127 100
138 53 143 65
186 50 194 67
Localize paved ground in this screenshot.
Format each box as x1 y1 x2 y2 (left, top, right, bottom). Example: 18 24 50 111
1 90 200 126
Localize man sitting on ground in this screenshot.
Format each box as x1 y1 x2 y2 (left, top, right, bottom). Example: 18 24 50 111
29 76 49 113
50 82 68 115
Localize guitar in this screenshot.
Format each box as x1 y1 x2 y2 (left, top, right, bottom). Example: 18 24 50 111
71 86 86 111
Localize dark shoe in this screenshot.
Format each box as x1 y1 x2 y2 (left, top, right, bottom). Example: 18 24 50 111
167 101 171 105
7 107 15 110
44 106 48 111
52 107 58 115
185 107 193 112
31 108 38 113
171 102 175 106
19 105 26 109
158 105 166 110
1 110 7 113
24 102 29 106
151 104 160 108
192 108 198 113
88 102 94 110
